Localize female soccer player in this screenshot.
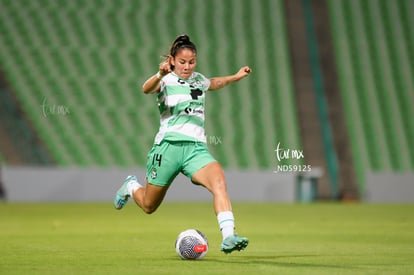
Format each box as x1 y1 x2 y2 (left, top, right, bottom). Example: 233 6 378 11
114 34 251 254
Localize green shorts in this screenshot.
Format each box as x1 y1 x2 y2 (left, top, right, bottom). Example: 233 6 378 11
146 140 216 187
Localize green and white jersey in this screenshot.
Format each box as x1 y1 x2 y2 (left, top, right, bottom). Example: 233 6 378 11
154 72 210 144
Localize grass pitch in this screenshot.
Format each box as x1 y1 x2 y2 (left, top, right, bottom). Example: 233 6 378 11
0 202 413 274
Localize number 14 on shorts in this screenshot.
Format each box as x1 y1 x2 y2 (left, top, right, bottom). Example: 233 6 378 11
152 154 162 166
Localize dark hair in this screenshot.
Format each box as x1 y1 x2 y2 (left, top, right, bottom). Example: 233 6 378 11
164 34 197 70
169 34 197 57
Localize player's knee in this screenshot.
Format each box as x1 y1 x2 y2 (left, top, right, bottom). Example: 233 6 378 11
142 204 158 214
142 207 155 214
211 177 228 195
143 208 155 214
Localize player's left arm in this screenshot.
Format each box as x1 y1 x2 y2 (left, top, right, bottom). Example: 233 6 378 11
208 66 251 91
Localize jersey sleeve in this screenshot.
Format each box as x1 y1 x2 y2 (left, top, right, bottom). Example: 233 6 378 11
159 78 166 94
196 73 211 91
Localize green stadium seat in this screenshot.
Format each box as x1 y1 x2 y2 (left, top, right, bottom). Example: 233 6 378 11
328 0 414 192
1 0 301 170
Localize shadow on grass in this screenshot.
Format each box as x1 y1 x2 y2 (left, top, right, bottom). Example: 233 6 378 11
203 254 359 270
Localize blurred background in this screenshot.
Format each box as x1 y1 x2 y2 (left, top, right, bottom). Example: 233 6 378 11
0 0 413 203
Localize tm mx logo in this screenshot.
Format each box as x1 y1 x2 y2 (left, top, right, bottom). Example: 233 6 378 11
208 135 222 146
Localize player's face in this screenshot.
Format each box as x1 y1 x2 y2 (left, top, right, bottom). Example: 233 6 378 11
171 48 197 79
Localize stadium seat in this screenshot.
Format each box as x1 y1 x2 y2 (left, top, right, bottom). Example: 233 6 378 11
328 0 414 190
0 0 300 169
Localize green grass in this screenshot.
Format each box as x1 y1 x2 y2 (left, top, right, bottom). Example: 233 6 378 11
0 203 413 274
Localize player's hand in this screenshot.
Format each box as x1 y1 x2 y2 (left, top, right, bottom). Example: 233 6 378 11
235 66 252 80
159 59 172 77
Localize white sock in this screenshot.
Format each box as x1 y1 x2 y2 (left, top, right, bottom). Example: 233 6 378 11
217 211 235 240
127 178 142 196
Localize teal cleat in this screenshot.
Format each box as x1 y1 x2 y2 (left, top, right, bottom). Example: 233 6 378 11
220 235 249 254
113 175 137 210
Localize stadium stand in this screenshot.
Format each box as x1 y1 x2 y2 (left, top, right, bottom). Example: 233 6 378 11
328 0 414 191
0 0 301 169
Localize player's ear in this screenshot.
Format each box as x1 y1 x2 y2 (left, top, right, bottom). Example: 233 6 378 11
169 55 175 70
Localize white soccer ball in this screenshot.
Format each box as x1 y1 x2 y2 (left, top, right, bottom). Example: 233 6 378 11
175 229 208 260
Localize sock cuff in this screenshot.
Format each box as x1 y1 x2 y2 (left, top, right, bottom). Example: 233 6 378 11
217 211 235 240
127 180 142 196
217 211 234 226
217 211 234 219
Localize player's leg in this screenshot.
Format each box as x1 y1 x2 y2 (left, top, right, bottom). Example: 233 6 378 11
131 181 169 214
114 141 177 213
113 176 170 214
191 161 231 214
185 142 248 254
191 161 249 254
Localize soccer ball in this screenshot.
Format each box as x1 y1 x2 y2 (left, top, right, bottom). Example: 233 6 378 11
175 229 208 260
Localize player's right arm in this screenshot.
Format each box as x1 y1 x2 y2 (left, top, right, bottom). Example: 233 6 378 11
142 60 171 94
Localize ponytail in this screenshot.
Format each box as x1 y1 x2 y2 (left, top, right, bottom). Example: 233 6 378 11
169 34 197 57
163 34 197 70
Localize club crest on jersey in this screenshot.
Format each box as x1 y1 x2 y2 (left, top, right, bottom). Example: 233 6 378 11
151 168 157 179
